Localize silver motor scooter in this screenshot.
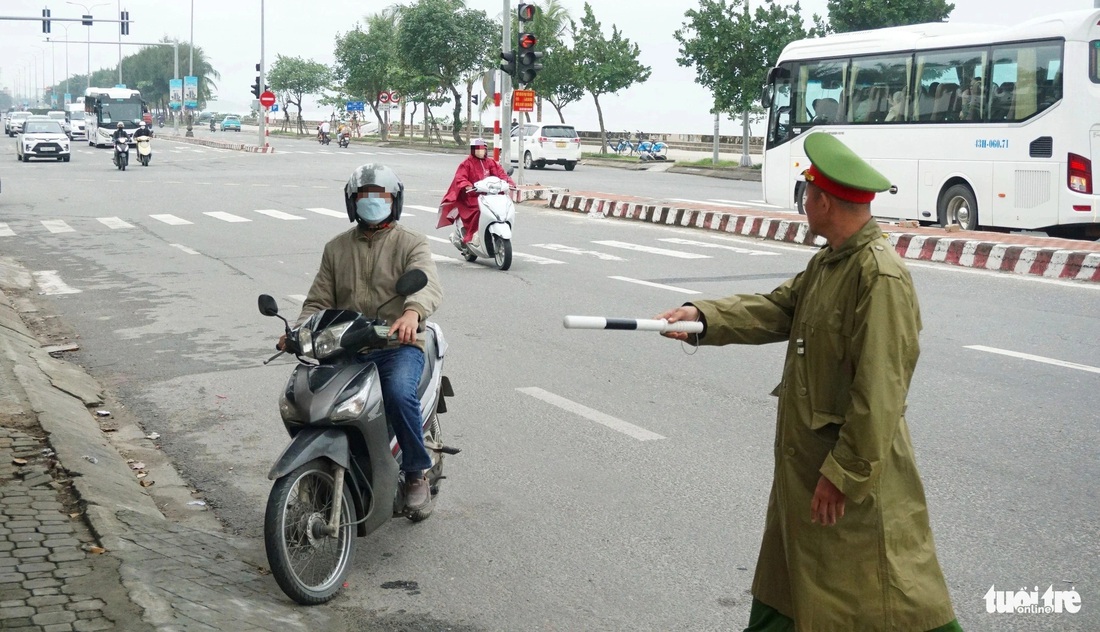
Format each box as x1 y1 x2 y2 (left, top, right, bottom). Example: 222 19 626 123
448 176 516 270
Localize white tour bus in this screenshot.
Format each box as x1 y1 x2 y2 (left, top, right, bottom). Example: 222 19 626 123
84 87 146 148
760 9 1100 239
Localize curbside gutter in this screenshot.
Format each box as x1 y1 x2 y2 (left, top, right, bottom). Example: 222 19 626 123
547 192 1100 283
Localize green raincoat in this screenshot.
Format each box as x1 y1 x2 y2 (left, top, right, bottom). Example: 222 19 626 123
692 219 956 631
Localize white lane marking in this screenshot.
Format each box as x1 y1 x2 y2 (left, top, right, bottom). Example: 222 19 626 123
593 240 710 259
287 294 307 304
709 198 786 209
41 220 75 234
0 223 15 237
517 387 665 441
305 207 345 218
98 217 134 229
32 271 81 295
426 237 564 264
965 345 1100 375
204 211 251 223
514 252 564 265
295 151 313 154
669 197 786 210
170 244 200 255
255 209 305 221
150 214 193 225
659 237 780 256
356 151 376 155
609 276 700 295
281 184 300 188
406 204 439 214
224 183 240 186
532 243 626 261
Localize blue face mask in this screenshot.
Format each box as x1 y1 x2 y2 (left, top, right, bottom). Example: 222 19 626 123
355 197 391 224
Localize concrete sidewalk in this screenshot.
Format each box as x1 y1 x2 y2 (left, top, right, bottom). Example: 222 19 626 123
540 191 1100 283
0 262 342 631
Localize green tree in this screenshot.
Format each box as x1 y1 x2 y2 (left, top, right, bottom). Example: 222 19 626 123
334 8 401 139
571 3 651 153
267 55 332 135
397 0 496 144
675 0 813 164
825 0 953 33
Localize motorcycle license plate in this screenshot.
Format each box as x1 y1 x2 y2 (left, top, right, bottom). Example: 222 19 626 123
555 142 566 148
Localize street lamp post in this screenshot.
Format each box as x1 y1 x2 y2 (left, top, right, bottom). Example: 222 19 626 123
59 25 73 99
31 46 45 106
67 1 109 92
186 0 194 136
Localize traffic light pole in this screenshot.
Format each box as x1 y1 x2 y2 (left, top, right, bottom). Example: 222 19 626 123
500 0 512 170
258 0 266 148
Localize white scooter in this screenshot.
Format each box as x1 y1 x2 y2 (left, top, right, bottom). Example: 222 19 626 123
448 176 516 270
135 136 152 166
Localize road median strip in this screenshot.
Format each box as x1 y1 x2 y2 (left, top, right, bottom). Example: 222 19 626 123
545 192 1100 283
156 133 275 153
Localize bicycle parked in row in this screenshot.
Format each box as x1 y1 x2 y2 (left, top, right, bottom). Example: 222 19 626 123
604 131 634 156
635 130 668 161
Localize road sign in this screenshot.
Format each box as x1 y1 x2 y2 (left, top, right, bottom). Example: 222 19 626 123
347 101 365 112
379 92 391 104
271 104 279 112
512 89 535 113
259 90 276 108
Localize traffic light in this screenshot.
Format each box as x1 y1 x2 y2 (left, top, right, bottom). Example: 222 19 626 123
41 8 51 34
120 10 130 35
81 14 92 26
517 2 536 22
251 76 261 98
516 32 543 86
500 50 516 78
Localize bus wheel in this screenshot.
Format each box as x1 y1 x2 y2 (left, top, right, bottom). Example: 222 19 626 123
794 181 807 215
939 184 978 231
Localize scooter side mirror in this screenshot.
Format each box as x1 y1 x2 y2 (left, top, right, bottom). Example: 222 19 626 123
395 270 428 296
258 294 280 317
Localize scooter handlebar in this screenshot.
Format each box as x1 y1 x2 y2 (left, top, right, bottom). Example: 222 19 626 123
563 315 703 334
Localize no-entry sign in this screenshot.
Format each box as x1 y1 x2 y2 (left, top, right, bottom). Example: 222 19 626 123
259 91 276 108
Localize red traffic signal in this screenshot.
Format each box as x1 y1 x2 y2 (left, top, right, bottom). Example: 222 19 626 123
517 3 536 22
518 33 537 50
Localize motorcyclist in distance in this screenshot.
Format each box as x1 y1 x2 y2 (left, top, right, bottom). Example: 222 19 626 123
438 138 515 246
133 121 154 139
111 122 129 166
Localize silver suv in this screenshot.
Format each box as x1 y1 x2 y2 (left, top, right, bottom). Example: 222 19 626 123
509 123 581 171
6 112 31 137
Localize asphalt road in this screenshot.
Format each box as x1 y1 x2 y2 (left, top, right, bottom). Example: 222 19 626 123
1 133 1097 631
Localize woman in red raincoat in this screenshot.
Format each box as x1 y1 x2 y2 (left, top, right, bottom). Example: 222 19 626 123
438 138 515 244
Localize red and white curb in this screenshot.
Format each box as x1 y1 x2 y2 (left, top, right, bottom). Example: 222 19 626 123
548 193 1100 283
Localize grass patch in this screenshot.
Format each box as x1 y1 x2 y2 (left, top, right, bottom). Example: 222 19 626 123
582 152 644 162
677 158 761 169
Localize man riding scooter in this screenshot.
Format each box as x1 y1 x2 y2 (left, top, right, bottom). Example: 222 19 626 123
110 122 130 167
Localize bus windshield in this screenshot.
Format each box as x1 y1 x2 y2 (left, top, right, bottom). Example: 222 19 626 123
98 101 143 125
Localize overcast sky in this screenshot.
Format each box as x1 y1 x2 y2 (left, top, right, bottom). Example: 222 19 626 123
1 0 1095 134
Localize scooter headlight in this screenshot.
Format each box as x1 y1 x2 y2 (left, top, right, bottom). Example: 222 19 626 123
297 328 314 358
313 322 352 359
331 373 373 421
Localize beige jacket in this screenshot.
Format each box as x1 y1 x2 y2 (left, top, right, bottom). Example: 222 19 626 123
297 223 442 351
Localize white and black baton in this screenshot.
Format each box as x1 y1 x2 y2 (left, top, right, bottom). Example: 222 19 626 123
563 315 703 334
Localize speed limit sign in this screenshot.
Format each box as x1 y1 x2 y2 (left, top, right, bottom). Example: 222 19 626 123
379 92 391 104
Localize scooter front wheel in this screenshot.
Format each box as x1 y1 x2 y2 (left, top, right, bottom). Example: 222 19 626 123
493 235 512 271
264 458 356 605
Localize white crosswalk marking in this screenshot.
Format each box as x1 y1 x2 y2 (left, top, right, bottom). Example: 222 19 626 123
356 151 375 155
41 220 75 234
609 276 701 295
0 223 14 237
287 295 307 304
204 212 251 223
532 243 626 261
255 209 306 220
33 271 81 295
514 253 565 265
405 205 438 214
305 207 345 218
593 240 710 259
98 217 134 229
150 214 193 225
659 238 779 256
171 244 200 255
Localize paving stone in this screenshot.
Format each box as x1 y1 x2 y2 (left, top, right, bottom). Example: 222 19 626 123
0 605 35 619
0 571 26 584
0 586 31 600
36 525 72 535
1 598 28 608
2 506 37 516
22 474 54 487
31 501 63 511
28 593 69 607
16 561 56 573
47 551 86 563
0 618 33 628
8 532 45 543
44 623 75 632
32 610 77 625
38 602 66 614
53 566 92 579
66 598 105 612
4 521 39 530
72 618 114 631
12 547 50 558
32 587 61 596
0 540 14 552
44 538 82 549
21 577 60 589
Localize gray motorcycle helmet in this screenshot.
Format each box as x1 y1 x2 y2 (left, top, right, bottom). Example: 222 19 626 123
344 163 405 225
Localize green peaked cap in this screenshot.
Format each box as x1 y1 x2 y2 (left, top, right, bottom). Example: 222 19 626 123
804 132 891 193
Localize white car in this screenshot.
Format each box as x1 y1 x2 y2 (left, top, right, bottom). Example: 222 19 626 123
509 123 581 171
17 120 71 162
7 112 31 137
67 117 87 141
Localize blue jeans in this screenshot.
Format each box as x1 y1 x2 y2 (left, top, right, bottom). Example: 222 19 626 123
363 345 432 474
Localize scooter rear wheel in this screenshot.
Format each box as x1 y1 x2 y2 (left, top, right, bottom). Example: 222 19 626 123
265 458 356 605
